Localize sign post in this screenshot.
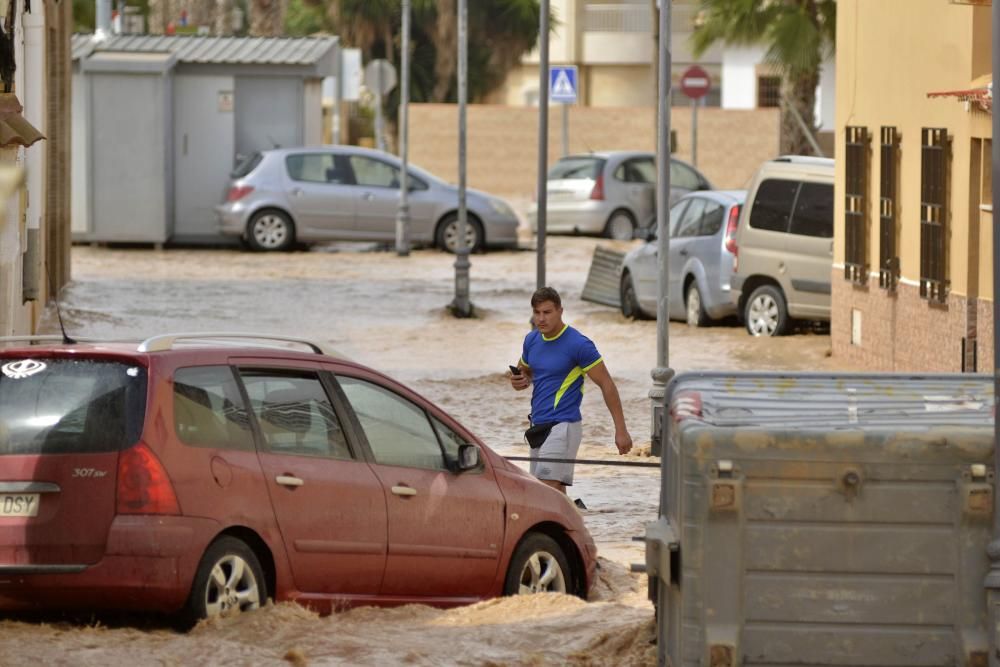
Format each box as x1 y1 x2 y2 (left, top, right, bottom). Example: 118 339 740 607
550 65 578 158
364 59 397 152
680 65 710 167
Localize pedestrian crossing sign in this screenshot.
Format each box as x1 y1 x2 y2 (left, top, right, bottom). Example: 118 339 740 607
549 66 578 104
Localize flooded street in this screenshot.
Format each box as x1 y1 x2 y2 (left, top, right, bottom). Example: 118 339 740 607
2 235 837 666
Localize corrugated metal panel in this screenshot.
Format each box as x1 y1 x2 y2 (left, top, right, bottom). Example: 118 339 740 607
580 245 625 308
670 372 993 430
71 34 337 66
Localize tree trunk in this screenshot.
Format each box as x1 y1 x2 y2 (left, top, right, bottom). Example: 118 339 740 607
214 0 235 35
431 0 456 102
780 70 820 156
249 0 287 37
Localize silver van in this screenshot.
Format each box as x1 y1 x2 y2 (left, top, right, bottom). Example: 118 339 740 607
730 156 834 336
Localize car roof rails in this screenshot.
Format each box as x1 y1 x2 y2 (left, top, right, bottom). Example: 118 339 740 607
136 332 326 355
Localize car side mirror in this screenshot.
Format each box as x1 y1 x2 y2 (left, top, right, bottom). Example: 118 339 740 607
457 443 480 471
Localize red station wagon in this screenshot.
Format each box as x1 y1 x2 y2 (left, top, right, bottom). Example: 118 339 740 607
0 334 596 626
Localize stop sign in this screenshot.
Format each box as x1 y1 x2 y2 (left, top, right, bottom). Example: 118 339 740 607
680 65 711 100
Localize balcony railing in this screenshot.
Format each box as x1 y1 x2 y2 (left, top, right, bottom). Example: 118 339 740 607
584 4 652 33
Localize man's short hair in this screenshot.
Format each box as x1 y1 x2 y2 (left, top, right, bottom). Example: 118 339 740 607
531 286 562 309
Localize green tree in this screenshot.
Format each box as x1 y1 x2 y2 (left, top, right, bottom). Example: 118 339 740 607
690 0 836 155
312 0 544 103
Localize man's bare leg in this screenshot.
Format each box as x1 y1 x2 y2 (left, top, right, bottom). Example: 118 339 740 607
540 479 567 494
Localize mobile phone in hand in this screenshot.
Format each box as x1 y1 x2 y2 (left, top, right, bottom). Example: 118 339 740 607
509 365 522 376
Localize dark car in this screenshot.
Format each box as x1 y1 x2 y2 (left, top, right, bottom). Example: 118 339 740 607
0 334 594 625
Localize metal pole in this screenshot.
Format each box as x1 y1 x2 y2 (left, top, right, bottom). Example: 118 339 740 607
536 0 550 290
691 97 697 167
396 0 411 256
986 3 1000 665
562 102 569 158
650 0 672 457
375 88 385 152
452 0 472 317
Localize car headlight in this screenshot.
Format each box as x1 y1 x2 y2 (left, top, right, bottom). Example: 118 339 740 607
487 198 514 217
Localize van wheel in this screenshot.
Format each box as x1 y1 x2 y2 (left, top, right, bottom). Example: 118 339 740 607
620 273 645 320
685 283 709 327
179 536 266 628
604 210 635 241
744 285 789 337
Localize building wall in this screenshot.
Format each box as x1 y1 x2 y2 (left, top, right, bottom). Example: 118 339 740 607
408 104 780 202
831 0 992 372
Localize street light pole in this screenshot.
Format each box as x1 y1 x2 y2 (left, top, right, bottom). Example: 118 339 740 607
395 0 411 256
452 0 472 317
536 0 550 290
650 0 672 457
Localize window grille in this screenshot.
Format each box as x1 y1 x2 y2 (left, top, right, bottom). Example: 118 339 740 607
757 76 781 108
920 127 950 303
879 127 900 290
844 126 869 284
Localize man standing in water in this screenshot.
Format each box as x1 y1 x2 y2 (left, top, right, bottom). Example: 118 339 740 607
509 287 633 499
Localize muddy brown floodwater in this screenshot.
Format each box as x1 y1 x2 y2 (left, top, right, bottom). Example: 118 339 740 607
0 235 839 666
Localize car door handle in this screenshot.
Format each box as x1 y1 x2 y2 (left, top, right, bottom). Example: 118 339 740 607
362 192 375 201
391 485 417 497
291 188 304 197
679 249 688 256
276 475 304 488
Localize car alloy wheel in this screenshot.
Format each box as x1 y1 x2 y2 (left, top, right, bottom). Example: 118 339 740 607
503 533 573 596
686 284 707 327
620 273 642 319
439 215 481 253
745 285 788 337
605 212 635 241
181 536 266 627
248 211 294 251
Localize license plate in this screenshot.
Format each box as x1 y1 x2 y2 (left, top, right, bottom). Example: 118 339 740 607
0 493 39 517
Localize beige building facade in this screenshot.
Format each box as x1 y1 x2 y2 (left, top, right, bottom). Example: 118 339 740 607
489 0 722 108
832 0 992 372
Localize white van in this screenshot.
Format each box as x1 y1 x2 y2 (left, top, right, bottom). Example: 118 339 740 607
729 156 834 336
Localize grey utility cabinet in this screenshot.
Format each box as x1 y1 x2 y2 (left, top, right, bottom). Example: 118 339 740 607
71 34 338 244
644 372 994 667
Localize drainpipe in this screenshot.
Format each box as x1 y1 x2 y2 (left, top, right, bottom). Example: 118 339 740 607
94 0 111 42
20 6 43 303
988 1 1000 665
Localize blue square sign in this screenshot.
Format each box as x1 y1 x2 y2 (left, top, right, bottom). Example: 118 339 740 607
549 66 578 104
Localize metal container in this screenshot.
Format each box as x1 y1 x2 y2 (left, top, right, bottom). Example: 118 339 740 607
643 372 994 666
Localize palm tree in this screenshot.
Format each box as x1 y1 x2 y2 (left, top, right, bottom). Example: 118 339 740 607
690 0 836 156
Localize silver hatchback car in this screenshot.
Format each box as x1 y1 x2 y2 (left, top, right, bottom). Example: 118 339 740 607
528 151 712 240
619 190 745 325
217 146 520 252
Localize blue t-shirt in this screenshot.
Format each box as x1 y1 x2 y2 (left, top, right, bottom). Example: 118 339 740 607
520 324 603 424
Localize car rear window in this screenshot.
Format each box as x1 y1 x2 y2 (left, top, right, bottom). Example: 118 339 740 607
748 179 800 232
0 358 147 455
789 182 833 238
548 157 604 181
231 152 263 179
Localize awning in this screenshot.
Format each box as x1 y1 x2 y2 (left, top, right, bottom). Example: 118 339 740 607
927 74 992 113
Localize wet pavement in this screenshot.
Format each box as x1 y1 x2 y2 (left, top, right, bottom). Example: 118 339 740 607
1 235 838 666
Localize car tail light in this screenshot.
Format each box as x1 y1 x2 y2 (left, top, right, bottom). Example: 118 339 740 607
226 185 254 202
589 174 605 201
117 443 180 515
724 205 741 255
671 391 703 422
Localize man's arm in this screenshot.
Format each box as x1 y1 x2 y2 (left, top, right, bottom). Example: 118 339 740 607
585 362 633 454
509 360 532 391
